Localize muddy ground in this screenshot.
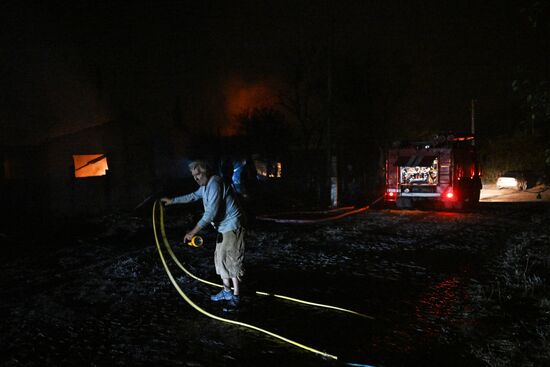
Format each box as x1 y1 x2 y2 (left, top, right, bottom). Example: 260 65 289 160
1 198 550 367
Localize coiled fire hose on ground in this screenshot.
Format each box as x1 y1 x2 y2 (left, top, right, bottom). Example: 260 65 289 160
153 200 377 365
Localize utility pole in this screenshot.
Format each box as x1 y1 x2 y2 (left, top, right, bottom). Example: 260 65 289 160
327 8 338 208
471 99 476 146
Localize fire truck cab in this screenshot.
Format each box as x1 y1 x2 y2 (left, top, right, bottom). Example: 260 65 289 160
384 134 482 209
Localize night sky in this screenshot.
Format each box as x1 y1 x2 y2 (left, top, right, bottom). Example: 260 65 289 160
1 1 539 146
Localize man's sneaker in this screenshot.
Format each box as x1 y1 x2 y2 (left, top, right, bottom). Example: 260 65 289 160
223 295 240 312
211 289 233 302
228 295 240 307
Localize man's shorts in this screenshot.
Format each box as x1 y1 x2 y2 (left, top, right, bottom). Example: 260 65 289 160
214 227 245 280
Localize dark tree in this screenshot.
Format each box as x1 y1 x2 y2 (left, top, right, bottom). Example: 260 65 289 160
512 1 550 171
239 107 290 159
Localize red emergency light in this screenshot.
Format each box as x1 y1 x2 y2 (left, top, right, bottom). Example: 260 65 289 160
443 188 455 200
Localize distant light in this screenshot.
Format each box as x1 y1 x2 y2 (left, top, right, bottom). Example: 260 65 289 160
446 192 454 199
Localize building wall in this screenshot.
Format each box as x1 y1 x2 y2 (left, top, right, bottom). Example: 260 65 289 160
43 120 158 218
1 145 49 225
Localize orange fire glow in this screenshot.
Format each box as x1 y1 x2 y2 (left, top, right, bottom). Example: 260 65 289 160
73 154 108 178
223 79 278 136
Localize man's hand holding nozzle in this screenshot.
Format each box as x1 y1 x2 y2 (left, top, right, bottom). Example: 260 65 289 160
160 197 173 206
184 232 195 243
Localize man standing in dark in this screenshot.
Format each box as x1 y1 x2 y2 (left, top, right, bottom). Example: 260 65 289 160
161 160 245 308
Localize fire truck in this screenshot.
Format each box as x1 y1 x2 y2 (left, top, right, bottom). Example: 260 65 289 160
384 134 482 209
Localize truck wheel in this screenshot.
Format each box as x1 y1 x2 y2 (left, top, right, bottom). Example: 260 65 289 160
470 189 480 207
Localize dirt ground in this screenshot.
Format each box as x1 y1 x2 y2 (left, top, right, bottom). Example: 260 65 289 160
1 191 549 366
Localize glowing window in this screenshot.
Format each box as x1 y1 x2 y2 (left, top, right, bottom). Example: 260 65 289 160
73 154 108 178
254 160 282 178
275 162 282 178
254 160 268 177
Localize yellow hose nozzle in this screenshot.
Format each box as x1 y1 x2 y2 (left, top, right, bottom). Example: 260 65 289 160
187 235 204 248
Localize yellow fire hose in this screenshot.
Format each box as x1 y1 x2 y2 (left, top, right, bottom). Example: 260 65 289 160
158 201 372 318
153 201 338 359
153 200 376 365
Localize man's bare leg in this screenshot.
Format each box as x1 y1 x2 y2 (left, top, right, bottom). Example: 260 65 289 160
222 277 240 296
231 277 239 296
